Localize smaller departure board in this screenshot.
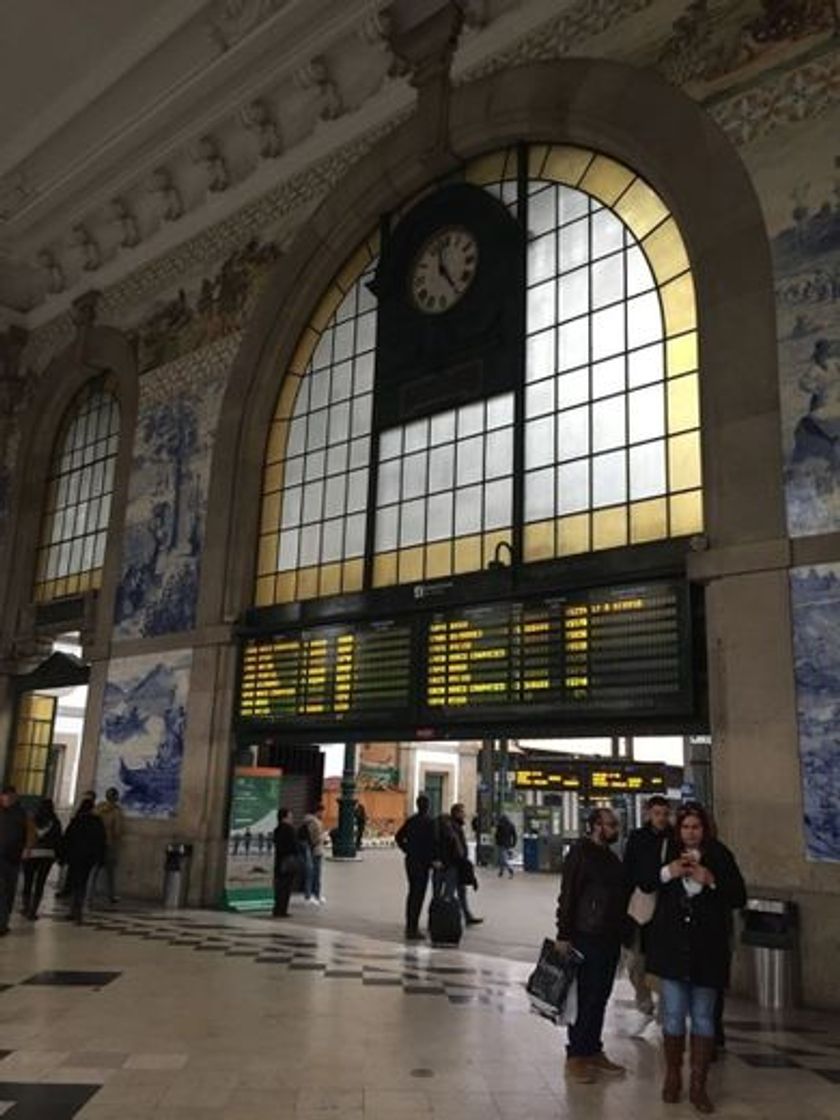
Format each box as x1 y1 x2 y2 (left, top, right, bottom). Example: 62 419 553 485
589 763 667 794
514 760 667 795
239 620 412 722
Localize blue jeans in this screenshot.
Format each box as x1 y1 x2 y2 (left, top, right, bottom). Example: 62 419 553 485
304 851 323 899
660 979 716 1038
496 846 513 875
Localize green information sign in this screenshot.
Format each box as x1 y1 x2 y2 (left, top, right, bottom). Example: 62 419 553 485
224 766 282 911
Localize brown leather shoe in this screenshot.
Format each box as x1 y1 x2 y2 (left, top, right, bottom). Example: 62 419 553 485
689 1035 715 1113
590 1053 626 1077
662 1034 685 1103
565 1057 595 1084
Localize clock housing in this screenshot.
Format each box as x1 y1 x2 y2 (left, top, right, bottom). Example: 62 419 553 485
371 181 525 430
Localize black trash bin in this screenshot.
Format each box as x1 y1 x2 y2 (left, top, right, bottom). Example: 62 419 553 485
163 843 193 909
741 898 799 1010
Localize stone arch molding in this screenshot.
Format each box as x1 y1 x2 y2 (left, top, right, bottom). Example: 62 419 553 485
0 324 139 653
201 57 782 629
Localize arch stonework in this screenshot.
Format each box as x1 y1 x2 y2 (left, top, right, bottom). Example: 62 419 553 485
196 57 840 1005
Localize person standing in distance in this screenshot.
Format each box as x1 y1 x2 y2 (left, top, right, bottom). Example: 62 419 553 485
300 804 326 904
556 807 628 1084
62 798 107 925
623 795 673 1025
272 808 299 918
0 786 27 935
395 794 436 940
494 813 517 878
93 787 124 904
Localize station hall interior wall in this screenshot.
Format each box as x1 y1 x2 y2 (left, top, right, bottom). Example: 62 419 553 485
1 4 839 1008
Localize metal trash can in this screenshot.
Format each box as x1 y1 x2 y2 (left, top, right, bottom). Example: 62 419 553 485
163 842 193 909
523 835 539 872
741 898 798 1010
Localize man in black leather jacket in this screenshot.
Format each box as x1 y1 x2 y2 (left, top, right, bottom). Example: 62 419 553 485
555 807 628 1084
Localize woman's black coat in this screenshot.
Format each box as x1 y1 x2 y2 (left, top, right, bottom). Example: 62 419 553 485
644 837 747 989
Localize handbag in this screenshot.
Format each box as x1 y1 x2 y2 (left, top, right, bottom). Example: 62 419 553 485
627 836 669 926
526 938 584 1025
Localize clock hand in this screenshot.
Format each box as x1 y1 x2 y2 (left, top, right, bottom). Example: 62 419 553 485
437 247 457 289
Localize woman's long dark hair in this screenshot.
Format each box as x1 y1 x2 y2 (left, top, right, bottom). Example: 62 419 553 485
676 802 712 849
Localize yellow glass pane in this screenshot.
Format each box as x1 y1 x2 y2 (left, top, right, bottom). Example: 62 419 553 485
466 150 510 185
90 568 103 592
426 542 452 580
483 531 512 569
667 331 699 378
668 432 702 492
373 551 397 587
592 506 627 551
398 547 424 584
557 514 590 556
527 144 550 179
342 558 364 592
630 498 668 543
541 145 593 187
34 550 48 583
319 563 341 598
257 534 277 577
642 218 689 286
454 534 482 574
667 374 699 434
65 574 79 597
30 695 55 720
275 571 297 603
255 576 274 607
615 178 669 240
336 242 373 293
54 578 67 599
579 156 635 207
670 490 704 536
297 567 319 600
524 519 555 563
260 493 281 536
263 463 283 494
367 229 381 258
661 273 696 336
77 570 92 594
310 283 343 333
289 327 318 375
274 375 300 422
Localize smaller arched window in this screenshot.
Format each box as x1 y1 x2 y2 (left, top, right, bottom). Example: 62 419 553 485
33 375 120 602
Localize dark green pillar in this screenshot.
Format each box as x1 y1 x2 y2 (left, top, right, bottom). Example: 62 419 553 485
333 742 358 859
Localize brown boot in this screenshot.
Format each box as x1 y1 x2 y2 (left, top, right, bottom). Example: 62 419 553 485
689 1035 715 1113
661 1034 685 1103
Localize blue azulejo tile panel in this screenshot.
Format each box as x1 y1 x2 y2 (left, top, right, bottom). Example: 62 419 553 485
95 650 192 819
114 348 228 639
790 564 840 862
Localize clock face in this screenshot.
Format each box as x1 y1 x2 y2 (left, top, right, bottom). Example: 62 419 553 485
409 226 479 314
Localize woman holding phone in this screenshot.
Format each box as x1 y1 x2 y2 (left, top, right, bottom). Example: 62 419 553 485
644 803 746 1114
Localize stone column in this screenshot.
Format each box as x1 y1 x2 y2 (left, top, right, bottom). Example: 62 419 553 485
333 741 358 859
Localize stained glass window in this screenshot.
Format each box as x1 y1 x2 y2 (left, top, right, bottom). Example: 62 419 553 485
34 377 120 602
256 146 702 606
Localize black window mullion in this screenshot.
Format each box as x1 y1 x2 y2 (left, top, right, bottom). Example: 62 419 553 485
512 141 528 567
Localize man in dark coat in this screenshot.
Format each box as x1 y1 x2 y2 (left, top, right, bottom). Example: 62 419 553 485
395 794 436 940
622 795 672 1018
62 798 107 925
556 807 628 1084
272 808 299 918
0 786 27 935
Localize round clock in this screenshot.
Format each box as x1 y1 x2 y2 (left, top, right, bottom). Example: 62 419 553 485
409 226 479 314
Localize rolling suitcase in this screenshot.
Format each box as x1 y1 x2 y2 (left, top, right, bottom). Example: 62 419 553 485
429 884 463 947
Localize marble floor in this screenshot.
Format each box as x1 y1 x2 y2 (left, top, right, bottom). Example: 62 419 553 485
0 900 837 1119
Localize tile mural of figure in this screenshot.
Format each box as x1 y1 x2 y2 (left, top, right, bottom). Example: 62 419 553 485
743 102 840 536
96 650 192 819
114 339 232 639
790 564 840 862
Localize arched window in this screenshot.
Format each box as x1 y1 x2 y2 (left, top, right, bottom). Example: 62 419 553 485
257 145 700 605
34 375 121 602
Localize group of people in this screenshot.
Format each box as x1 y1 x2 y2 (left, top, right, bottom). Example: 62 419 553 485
556 796 746 1114
0 784 124 930
271 804 327 916
395 797 487 940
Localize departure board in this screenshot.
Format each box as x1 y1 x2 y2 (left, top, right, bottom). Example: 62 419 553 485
425 584 687 718
515 766 584 791
515 760 667 794
238 620 412 722
589 763 667 793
